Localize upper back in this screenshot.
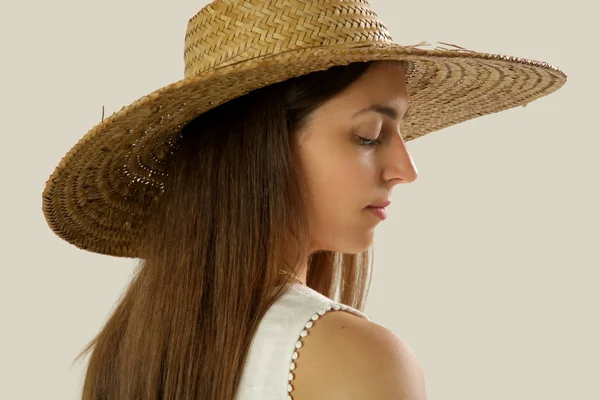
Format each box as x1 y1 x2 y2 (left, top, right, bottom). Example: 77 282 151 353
234 283 426 400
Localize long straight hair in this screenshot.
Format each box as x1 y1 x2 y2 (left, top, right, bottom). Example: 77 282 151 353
74 60 385 399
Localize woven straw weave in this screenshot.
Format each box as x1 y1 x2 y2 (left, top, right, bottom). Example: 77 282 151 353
41 0 567 258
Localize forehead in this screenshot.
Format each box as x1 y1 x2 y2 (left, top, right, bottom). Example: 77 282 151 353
329 61 409 113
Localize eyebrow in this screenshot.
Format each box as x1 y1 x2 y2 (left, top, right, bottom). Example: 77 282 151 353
352 104 410 120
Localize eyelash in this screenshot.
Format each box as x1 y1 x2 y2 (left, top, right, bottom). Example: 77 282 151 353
357 136 381 147
356 110 409 147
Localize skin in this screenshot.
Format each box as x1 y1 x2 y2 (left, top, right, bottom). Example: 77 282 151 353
293 60 418 284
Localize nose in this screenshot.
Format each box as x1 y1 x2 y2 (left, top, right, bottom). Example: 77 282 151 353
382 131 418 186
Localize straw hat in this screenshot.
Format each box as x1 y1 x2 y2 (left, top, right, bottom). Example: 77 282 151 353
41 0 567 258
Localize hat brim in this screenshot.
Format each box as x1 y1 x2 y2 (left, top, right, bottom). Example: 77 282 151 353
41 42 567 258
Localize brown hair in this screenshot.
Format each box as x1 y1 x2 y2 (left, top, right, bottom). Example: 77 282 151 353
74 60 384 399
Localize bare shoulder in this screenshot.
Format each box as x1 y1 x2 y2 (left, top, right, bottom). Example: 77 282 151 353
291 309 427 400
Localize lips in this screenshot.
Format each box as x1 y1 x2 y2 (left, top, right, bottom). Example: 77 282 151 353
366 206 387 220
367 200 391 208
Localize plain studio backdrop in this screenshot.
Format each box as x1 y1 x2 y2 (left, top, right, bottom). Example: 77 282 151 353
0 1 597 399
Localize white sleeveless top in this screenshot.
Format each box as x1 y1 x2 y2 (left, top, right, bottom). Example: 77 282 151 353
234 282 371 400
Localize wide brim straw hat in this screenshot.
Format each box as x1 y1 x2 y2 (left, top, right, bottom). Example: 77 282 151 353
42 0 567 258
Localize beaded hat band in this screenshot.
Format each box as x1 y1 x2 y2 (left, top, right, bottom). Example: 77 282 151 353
41 0 567 258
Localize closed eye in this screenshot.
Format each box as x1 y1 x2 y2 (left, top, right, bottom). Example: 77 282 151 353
357 136 381 147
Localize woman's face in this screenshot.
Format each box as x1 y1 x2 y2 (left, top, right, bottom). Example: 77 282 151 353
297 60 417 254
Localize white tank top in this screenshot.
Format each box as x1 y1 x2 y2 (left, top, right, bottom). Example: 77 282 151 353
234 282 371 400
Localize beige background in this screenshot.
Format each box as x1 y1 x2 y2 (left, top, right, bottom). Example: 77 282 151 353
1 0 597 399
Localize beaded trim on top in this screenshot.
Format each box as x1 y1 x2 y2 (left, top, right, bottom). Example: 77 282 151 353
285 299 363 400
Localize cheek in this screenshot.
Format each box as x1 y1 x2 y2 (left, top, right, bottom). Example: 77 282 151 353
308 157 377 252
305 148 367 220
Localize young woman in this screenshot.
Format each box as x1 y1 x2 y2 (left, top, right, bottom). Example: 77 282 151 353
41 1 567 399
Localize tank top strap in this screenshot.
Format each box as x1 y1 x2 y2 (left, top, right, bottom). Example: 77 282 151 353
287 282 371 321
234 282 370 400
284 283 370 399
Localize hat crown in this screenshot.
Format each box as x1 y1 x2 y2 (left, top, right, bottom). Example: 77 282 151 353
183 0 393 78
